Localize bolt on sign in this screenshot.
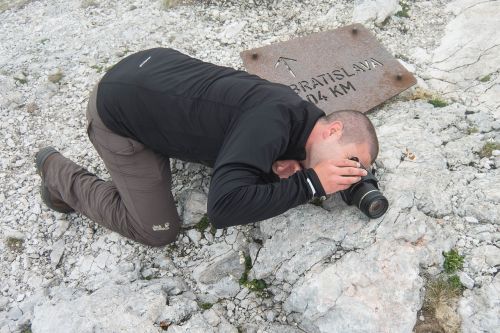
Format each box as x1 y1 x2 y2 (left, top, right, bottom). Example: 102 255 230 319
240 24 416 114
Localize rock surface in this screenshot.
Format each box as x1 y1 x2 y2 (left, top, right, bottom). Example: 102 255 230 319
425 0 500 117
1 0 499 332
458 274 500 333
352 0 401 25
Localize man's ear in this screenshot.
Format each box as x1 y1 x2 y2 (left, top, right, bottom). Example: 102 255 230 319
323 120 343 139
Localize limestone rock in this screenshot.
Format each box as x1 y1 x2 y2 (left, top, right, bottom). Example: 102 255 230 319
352 0 401 25
458 274 500 333
31 281 168 333
159 294 199 324
284 241 425 333
181 190 208 227
468 245 500 273
250 205 359 284
192 243 245 298
49 239 65 268
167 312 238 333
425 0 500 116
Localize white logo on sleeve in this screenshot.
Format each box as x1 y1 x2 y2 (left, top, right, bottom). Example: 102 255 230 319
139 56 151 68
152 222 170 231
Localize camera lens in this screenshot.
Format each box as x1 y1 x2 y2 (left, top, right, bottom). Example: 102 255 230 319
358 190 388 218
348 182 389 219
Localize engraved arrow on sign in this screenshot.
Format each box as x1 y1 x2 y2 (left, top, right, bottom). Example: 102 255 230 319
275 57 297 78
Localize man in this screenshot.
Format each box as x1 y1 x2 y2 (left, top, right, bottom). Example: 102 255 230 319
35 47 377 247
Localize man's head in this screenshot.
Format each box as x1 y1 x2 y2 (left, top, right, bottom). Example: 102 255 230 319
303 110 379 169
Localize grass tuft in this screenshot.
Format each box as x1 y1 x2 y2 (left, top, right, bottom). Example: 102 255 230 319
48 70 63 84
162 0 182 9
443 249 464 274
6 237 24 252
466 126 478 135
447 274 463 290
478 74 491 82
428 98 448 108
479 141 500 158
238 253 270 297
199 302 213 310
423 275 461 311
395 1 410 18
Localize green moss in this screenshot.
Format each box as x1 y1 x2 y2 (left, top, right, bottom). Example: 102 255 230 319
245 279 267 292
310 197 323 207
6 237 24 252
443 249 464 274
194 214 210 232
478 74 491 82
14 76 28 85
428 98 448 108
479 142 500 158
466 126 478 135
199 302 213 310
20 324 32 333
238 254 269 296
90 64 104 73
395 1 410 18
448 274 463 290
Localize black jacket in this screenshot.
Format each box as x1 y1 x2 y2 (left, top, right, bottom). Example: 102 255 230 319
96 47 326 228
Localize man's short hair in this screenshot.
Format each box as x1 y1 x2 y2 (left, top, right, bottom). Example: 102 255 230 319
322 110 379 164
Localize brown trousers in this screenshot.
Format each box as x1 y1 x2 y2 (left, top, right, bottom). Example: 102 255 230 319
44 84 181 246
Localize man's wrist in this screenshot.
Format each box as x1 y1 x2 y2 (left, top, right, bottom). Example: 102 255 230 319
304 168 327 199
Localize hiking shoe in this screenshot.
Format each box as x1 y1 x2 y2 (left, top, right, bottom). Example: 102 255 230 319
35 147 75 214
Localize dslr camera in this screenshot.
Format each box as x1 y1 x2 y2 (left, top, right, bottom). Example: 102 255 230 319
339 157 388 218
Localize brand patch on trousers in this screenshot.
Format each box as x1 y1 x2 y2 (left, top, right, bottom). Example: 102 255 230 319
152 223 170 231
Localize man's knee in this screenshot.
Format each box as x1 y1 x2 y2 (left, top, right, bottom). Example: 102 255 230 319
140 223 181 247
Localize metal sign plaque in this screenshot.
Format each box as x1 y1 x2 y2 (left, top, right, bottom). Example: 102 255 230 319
240 24 416 114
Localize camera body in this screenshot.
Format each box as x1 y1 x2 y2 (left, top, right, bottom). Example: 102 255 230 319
339 158 388 219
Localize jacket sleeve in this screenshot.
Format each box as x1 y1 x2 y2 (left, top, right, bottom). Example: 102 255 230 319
207 106 325 228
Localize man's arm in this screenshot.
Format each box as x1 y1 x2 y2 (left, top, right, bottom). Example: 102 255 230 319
207 106 325 228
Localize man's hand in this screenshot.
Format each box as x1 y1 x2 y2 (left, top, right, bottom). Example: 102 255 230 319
313 159 368 194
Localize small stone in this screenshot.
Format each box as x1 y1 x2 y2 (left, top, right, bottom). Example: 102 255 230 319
266 310 276 322
227 302 235 311
459 272 475 289
7 306 23 320
181 190 208 227
202 308 220 326
53 220 70 239
465 216 479 223
204 232 214 242
50 239 65 268
186 229 202 244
